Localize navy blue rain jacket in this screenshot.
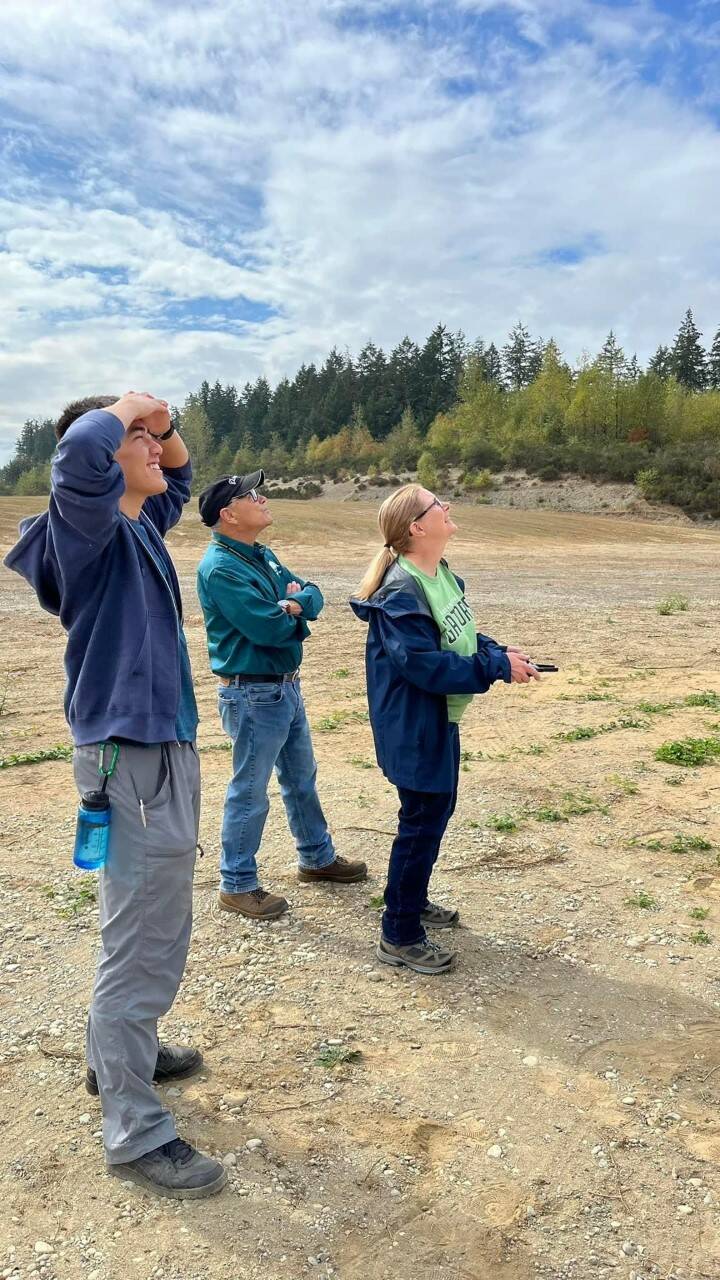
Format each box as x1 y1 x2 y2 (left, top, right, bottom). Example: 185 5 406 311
3 410 191 745
350 561 511 793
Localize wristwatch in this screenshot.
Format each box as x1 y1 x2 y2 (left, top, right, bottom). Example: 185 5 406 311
153 423 176 441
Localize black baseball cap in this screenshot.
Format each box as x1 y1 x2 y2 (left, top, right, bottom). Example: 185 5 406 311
198 470 265 527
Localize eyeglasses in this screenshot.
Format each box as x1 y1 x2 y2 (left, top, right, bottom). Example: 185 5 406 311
227 479 260 503
412 496 444 523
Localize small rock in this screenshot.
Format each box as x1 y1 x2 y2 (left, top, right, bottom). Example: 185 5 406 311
622 1097 636 1106
677 1204 693 1216
34 1243 54 1256
621 1241 636 1256
625 937 645 951
245 1138 263 1151
222 1153 237 1167
522 1056 539 1068
166 1087 182 1097
367 971 383 982
78 1113 91 1124
487 1144 503 1160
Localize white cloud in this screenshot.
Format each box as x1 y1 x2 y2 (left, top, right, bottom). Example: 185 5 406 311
0 0 719 460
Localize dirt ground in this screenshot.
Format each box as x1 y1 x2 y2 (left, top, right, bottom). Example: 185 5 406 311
2 496 720 1280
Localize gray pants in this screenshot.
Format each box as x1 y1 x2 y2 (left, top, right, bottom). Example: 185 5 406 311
73 742 200 1163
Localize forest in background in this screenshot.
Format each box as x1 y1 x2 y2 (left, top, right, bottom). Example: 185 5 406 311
4 309 720 517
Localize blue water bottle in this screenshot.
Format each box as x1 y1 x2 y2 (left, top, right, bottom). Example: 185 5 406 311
72 741 118 871
73 790 111 870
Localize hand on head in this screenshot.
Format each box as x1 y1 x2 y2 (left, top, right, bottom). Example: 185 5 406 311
109 392 170 435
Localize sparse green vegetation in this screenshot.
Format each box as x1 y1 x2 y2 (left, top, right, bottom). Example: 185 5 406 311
689 929 711 946
530 790 606 823
556 725 599 742
368 894 385 911
534 807 567 823
316 1046 363 1069
559 691 614 703
606 774 639 796
624 891 658 910
0 744 73 769
561 790 606 816
41 877 97 918
349 755 374 769
487 814 518 832
655 737 720 768
685 691 720 710
333 668 350 678
556 717 648 744
315 709 369 732
689 907 710 921
670 834 713 854
656 595 689 616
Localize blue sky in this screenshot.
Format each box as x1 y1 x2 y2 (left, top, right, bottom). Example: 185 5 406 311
0 0 719 458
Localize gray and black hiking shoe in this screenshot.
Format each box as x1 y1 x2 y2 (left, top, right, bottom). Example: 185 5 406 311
86 1043 202 1096
107 1138 227 1199
377 935 456 975
421 900 460 929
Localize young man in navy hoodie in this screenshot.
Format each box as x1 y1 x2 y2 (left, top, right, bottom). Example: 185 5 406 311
4 392 227 1200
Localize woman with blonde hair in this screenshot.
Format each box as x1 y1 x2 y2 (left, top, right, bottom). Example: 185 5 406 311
351 484 538 975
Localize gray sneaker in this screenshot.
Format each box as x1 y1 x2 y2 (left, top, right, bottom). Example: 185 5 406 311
421 900 460 929
107 1138 228 1199
377 935 456 975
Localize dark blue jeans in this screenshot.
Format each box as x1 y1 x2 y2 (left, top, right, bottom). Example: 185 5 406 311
382 724 460 946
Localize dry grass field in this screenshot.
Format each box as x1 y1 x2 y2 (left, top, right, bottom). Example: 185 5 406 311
2 495 720 1280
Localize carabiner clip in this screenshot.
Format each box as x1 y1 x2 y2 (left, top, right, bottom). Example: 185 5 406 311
98 741 120 793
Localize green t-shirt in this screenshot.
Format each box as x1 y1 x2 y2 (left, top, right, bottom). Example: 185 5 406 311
398 556 476 723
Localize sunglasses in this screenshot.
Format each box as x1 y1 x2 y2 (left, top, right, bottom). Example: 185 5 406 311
412 496 444 523
227 478 260 503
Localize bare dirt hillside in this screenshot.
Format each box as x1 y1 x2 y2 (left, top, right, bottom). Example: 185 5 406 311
2 497 720 1280
274 471 693 525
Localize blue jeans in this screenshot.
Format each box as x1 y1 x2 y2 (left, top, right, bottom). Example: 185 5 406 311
382 724 460 947
218 680 336 894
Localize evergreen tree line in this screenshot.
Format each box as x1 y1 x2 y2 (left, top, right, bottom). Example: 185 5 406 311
4 310 720 515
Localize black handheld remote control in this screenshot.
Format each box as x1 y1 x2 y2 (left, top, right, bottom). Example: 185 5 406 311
530 661 559 672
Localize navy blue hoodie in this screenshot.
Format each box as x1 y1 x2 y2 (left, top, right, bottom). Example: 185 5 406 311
3 409 192 746
350 562 510 793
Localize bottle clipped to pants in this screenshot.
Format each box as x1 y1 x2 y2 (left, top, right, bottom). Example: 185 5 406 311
73 790 111 870
72 741 119 871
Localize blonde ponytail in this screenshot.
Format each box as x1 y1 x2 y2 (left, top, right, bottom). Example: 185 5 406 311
356 547 397 600
354 483 428 600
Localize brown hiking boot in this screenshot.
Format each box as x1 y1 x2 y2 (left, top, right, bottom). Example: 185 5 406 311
297 855 367 884
219 888 289 919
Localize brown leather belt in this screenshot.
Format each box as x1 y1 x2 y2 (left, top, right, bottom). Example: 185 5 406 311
219 671 300 686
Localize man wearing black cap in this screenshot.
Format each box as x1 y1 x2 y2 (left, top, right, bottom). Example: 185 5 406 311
196 472 366 919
